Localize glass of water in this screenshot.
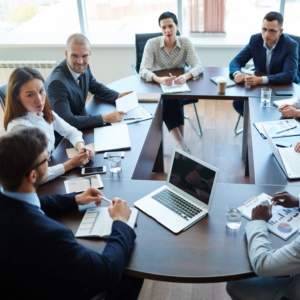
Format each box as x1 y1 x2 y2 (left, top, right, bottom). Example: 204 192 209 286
226 204 243 229
107 154 122 173
261 87 272 103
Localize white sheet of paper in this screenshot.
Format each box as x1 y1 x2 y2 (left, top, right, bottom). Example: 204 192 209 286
66 143 94 159
115 91 139 113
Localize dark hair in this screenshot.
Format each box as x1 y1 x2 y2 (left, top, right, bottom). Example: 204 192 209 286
0 127 47 191
158 11 178 27
264 11 283 27
4 66 53 130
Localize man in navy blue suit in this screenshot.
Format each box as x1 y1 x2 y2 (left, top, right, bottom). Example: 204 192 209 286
45 33 131 130
229 11 299 116
0 127 143 300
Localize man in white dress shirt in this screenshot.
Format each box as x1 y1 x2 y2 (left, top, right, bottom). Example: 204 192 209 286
226 191 300 300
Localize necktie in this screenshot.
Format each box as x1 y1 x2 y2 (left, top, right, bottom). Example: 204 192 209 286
78 73 85 92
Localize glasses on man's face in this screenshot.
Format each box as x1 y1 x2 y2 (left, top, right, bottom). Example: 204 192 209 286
261 27 280 34
26 155 51 176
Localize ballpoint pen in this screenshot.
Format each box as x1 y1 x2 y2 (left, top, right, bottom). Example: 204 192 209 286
276 125 297 134
99 195 112 204
169 73 173 77
124 117 143 121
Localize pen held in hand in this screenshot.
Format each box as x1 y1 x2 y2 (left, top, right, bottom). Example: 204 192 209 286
276 125 297 134
169 73 173 77
99 195 112 204
124 117 143 121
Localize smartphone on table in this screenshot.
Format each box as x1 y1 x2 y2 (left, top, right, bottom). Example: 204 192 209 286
81 166 106 175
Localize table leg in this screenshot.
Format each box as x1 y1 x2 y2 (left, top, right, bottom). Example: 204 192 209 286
242 100 249 160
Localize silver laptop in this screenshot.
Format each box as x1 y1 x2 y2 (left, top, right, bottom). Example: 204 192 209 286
263 124 300 179
134 148 219 233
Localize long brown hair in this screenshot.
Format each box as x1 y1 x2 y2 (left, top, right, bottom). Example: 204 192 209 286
4 66 53 130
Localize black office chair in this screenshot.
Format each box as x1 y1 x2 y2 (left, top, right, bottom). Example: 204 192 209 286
0 83 7 110
234 33 300 135
132 32 203 137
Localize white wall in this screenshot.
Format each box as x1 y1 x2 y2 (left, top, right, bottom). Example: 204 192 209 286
1 46 243 85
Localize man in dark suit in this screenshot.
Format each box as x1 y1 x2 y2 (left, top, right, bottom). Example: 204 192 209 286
229 11 299 116
0 127 143 300
45 33 131 130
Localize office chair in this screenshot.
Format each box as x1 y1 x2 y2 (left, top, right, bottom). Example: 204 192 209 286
234 33 300 135
132 32 203 137
0 83 7 110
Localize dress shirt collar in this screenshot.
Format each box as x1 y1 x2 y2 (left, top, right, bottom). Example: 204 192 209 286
66 63 82 82
1 187 44 214
159 36 181 50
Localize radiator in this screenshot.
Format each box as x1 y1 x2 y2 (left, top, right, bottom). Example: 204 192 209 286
0 60 57 85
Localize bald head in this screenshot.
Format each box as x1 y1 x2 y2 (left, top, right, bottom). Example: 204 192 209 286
66 33 91 51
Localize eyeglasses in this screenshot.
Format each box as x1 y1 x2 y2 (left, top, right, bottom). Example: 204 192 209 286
26 155 51 176
261 27 280 34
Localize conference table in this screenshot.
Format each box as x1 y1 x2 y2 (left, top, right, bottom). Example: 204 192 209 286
248 96 300 185
38 178 300 283
42 66 300 284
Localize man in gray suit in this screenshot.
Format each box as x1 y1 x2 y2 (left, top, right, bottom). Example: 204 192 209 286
226 191 300 300
45 33 131 130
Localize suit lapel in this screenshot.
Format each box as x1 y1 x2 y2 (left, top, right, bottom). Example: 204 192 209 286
269 36 283 73
62 61 85 106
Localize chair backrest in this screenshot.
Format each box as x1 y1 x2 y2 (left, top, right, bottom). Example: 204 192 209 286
0 83 7 110
286 33 300 79
134 30 182 74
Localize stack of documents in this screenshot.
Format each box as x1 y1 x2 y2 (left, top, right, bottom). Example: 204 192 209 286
273 97 299 108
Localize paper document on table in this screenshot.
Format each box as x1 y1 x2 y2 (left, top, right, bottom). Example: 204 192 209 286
75 207 138 239
64 174 103 194
160 82 191 94
273 97 299 108
115 91 139 113
111 105 153 126
255 119 300 138
241 193 300 240
66 143 94 159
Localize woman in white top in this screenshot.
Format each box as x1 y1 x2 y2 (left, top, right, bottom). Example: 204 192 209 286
4 66 94 183
139 11 203 153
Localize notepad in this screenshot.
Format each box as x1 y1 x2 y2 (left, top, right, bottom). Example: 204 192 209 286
64 175 103 194
94 124 131 152
241 193 300 240
160 82 191 94
115 91 139 113
75 207 139 239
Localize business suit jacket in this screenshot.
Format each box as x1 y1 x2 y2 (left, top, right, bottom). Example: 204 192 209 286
229 33 300 84
45 59 119 130
0 192 136 300
246 220 300 300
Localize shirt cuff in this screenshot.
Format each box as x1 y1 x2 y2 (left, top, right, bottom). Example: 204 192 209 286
262 76 269 84
44 164 65 183
233 71 241 77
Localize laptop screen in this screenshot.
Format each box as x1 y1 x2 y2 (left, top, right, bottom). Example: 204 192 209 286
168 150 218 206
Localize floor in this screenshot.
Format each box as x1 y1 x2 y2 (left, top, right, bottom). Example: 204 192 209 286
141 99 247 300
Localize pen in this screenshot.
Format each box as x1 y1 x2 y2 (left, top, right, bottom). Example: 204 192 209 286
124 118 143 121
169 73 173 77
99 195 112 204
276 125 297 134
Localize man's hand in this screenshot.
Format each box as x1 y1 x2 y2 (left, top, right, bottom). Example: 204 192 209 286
244 74 263 86
103 111 126 123
234 73 245 84
251 201 272 221
108 198 131 223
279 104 300 118
117 91 133 99
75 187 102 206
271 191 299 208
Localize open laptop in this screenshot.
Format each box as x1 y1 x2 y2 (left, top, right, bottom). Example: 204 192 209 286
263 124 300 179
134 148 219 233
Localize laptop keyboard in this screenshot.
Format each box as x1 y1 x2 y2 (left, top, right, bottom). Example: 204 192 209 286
152 189 202 221
281 148 300 174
